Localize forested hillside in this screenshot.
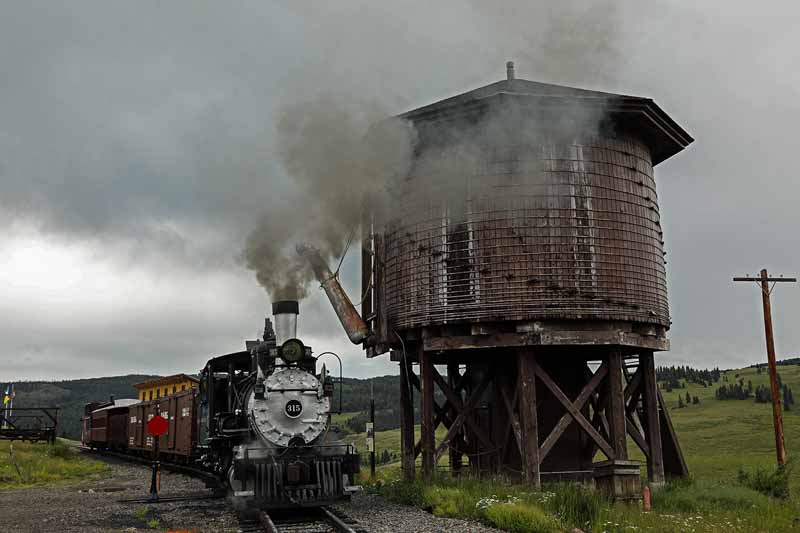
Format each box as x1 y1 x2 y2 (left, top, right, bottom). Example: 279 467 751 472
16 358 796 441
1 374 404 439
3 375 159 439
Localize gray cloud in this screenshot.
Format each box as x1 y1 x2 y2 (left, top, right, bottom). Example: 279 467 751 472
1 1 799 380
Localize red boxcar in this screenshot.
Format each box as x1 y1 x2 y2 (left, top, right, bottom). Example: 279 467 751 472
128 400 158 453
128 392 196 459
84 400 138 450
157 390 197 459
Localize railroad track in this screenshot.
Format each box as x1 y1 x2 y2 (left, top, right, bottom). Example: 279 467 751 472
237 507 362 533
77 445 223 488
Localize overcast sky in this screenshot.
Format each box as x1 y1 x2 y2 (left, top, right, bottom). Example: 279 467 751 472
1 1 799 381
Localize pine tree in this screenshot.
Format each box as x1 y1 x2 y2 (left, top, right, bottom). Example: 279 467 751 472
692 396 700 405
685 391 691 405
678 396 685 408
748 380 753 393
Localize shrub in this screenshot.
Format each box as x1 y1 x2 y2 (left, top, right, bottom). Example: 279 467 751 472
484 502 560 533
737 462 792 499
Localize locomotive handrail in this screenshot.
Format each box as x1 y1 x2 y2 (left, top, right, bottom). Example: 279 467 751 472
314 351 343 415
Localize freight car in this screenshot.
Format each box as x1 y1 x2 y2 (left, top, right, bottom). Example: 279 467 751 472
82 399 138 452
81 301 360 509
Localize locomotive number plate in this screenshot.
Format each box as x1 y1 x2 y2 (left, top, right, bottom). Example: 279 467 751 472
285 399 303 418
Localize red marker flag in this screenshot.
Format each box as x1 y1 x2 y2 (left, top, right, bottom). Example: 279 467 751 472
147 415 168 437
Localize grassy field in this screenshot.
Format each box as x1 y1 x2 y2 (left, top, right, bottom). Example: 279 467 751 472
0 439 108 488
661 364 800 484
353 362 800 532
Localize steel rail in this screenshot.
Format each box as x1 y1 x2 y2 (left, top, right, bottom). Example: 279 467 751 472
79 446 224 488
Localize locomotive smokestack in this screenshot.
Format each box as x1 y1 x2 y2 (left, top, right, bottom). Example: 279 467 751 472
272 300 299 345
296 243 371 345
506 60 515 81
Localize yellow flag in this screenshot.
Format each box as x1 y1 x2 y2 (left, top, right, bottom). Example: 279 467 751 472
2 395 8 405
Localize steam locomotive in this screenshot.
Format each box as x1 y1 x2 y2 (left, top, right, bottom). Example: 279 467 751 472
82 300 360 509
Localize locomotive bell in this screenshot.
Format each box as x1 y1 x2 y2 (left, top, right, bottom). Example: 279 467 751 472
272 299 299 345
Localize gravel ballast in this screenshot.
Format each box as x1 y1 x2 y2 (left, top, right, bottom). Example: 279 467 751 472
0 454 238 533
334 491 504 533
0 452 510 532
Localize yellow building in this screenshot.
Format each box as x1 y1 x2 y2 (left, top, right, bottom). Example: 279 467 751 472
133 374 199 401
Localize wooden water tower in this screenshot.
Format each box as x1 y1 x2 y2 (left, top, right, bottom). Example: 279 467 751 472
359 64 692 490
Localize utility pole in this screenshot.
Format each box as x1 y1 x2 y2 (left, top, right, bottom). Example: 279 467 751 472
734 269 796 467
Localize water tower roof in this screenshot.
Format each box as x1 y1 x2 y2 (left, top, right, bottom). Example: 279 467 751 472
399 77 693 166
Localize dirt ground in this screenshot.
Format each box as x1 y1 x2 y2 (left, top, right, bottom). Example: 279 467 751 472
0 453 239 533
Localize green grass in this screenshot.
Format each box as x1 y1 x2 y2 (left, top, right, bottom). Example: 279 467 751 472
485 503 561 533
660 364 800 486
364 362 800 531
378 477 604 531
0 439 108 488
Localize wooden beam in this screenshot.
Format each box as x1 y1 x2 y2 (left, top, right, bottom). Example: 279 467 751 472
399 357 416 479
641 351 665 485
431 368 494 452
538 362 608 461
499 377 523 460
408 368 421 392
447 362 463 474
517 350 541 488
414 400 455 459
532 360 616 461
424 331 669 352
420 348 435 481
624 365 643 403
657 381 689 478
626 413 650 458
433 369 493 464
606 351 628 460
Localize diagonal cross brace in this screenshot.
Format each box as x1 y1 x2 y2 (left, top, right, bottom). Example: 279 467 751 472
431 367 494 451
532 360 616 461
538 362 609 461
412 366 470 458
499 381 523 461
623 365 650 457
434 369 494 464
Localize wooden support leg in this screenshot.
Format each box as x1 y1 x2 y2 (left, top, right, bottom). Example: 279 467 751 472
641 351 665 486
607 350 627 460
399 356 416 481
469 376 481 477
447 362 463 476
420 348 435 481
517 349 541 488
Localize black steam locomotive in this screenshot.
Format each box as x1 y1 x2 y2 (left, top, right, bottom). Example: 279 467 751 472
83 300 360 509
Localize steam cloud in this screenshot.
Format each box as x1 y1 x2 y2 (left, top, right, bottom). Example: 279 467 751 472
0 1 627 299
243 98 416 300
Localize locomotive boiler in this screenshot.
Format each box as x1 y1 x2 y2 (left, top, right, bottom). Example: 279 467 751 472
201 300 360 508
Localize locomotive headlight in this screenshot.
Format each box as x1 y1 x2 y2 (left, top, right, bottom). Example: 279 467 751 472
280 338 305 364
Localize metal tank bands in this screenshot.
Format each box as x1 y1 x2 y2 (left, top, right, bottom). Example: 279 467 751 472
383 136 668 331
